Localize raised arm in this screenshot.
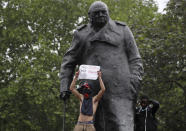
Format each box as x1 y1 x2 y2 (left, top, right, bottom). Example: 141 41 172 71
149 99 160 115
94 71 106 102
69 71 83 101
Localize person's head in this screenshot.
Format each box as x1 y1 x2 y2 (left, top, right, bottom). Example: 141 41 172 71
140 95 149 109
81 82 92 99
88 1 109 28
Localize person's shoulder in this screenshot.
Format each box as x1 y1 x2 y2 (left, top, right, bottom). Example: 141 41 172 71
135 106 140 111
114 20 127 26
135 106 141 114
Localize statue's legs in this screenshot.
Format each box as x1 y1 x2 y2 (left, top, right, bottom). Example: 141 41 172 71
95 97 135 131
94 100 105 131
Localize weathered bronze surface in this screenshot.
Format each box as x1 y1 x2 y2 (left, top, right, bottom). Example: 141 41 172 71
60 1 143 131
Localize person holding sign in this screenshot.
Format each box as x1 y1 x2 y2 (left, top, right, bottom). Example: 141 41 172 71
70 71 105 131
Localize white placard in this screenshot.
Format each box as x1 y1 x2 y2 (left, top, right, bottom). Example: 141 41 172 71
78 65 100 80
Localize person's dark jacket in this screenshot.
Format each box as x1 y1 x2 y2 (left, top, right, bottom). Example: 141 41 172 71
135 100 160 131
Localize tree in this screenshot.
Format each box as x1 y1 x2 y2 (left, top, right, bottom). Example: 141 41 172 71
0 0 83 130
138 0 186 130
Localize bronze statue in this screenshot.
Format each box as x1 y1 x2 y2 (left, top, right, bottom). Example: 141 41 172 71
60 1 143 131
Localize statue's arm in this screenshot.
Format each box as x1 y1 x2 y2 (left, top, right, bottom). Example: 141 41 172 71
60 31 82 93
124 26 144 89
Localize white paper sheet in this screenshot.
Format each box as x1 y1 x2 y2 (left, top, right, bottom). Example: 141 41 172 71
78 65 100 80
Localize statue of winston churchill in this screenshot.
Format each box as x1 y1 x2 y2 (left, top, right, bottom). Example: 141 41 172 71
60 1 143 131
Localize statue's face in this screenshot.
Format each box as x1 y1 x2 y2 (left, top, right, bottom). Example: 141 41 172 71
91 9 108 26
89 2 109 28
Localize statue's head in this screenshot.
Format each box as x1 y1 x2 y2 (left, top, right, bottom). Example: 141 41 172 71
88 1 109 28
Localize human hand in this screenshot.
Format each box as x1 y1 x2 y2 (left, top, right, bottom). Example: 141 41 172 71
75 71 79 79
97 71 102 78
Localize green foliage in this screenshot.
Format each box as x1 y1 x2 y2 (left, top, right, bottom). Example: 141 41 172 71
138 0 186 130
0 0 185 130
0 0 82 130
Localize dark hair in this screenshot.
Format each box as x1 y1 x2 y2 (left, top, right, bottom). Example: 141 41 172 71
140 95 149 100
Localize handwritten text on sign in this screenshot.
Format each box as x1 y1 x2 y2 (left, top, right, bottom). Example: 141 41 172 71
78 65 100 80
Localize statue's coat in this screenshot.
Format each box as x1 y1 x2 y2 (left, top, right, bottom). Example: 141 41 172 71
60 19 143 131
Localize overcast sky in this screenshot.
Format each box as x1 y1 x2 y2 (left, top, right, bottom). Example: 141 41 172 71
155 0 169 13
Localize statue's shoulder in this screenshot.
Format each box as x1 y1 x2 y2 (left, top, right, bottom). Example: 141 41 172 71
115 20 127 26
76 24 87 31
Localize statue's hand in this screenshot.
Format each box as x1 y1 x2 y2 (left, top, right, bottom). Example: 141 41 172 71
130 75 141 92
60 91 71 101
